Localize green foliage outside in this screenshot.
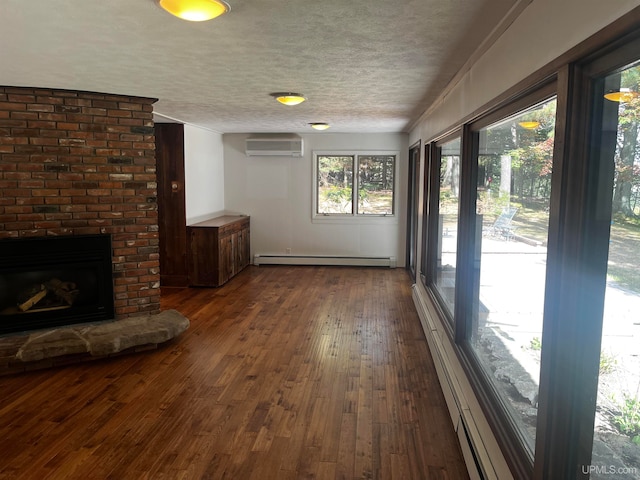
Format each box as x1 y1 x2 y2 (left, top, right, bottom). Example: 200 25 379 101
599 351 617 375
318 155 394 214
613 66 640 217
613 395 640 444
477 70 640 294
476 99 556 220
529 336 542 351
320 186 353 213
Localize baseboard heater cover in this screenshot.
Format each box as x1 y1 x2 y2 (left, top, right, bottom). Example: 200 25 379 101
412 284 502 480
253 254 396 268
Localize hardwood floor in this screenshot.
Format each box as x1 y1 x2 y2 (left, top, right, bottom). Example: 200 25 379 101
0 266 469 480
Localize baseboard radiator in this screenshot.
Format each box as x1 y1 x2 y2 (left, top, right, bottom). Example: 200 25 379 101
412 284 508 480
253 254 396 268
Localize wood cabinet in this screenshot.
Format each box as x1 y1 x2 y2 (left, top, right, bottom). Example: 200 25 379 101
187 216 250 287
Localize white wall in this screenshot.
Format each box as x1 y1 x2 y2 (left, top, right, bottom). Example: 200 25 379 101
223 133 409 265
183 124 225 225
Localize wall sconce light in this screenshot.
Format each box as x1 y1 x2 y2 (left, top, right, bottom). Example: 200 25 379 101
271 93 306 106
309 123 330 130
157 0 230 21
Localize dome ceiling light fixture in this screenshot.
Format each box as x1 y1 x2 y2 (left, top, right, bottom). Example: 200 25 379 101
270 92 306 106
604 88 639 103
518 121 540 130
309 123 330 130
156 0 230 22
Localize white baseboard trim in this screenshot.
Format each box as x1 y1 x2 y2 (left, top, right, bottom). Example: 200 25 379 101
412 284 513 480
253 254 396 268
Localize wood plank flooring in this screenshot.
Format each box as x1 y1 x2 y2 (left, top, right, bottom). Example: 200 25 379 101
0 266 469 480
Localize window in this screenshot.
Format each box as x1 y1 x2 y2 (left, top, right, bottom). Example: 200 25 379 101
415 16 640 480
407 143 421 281
316 155 354 214
434 138 461 318
590 62 640 479
315 153 396 217
470 97 557 453
420 144 432 287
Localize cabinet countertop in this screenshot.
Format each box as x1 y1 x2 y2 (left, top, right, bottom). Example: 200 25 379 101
188 215 249 228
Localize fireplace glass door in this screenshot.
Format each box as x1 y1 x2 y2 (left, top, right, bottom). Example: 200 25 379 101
0 235 115 334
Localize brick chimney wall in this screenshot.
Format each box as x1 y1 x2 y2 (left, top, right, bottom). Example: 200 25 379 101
0 86 160 318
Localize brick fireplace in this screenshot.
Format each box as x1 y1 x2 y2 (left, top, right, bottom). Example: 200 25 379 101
0 86 160 327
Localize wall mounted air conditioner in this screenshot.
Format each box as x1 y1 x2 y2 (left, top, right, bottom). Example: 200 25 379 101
245 134 303 157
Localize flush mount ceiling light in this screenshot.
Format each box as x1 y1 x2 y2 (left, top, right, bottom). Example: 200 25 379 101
518 121 540 130
157 0 230 21
604 88 639 103
271 92 306 106
309 123 330 130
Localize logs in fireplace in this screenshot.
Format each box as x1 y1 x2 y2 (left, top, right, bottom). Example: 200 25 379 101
0 235 115 335
16 277 79 313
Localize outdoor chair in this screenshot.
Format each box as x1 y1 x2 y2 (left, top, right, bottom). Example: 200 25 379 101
485 206 518 241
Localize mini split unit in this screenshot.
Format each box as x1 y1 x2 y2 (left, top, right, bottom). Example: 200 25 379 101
245 133 303 157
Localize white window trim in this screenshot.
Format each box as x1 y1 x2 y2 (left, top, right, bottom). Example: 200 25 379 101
312 150 399 224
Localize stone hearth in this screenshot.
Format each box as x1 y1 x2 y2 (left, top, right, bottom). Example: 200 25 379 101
0 309 189 376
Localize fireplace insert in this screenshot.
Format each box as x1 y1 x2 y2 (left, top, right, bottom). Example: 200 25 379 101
0 235 115 335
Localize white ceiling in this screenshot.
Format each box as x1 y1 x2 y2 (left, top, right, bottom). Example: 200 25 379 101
0 0 518 134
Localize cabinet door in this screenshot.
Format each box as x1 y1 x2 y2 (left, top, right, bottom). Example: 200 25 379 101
244 226 251 268
188 228 219 286
235 229 244 271
237 226 250 270
231 231 240 277
218 233 234 285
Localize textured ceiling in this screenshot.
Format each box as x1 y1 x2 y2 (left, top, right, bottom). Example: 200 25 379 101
0 0 518 133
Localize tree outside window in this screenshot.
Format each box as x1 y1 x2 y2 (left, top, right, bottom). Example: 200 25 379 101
316 154 395 215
